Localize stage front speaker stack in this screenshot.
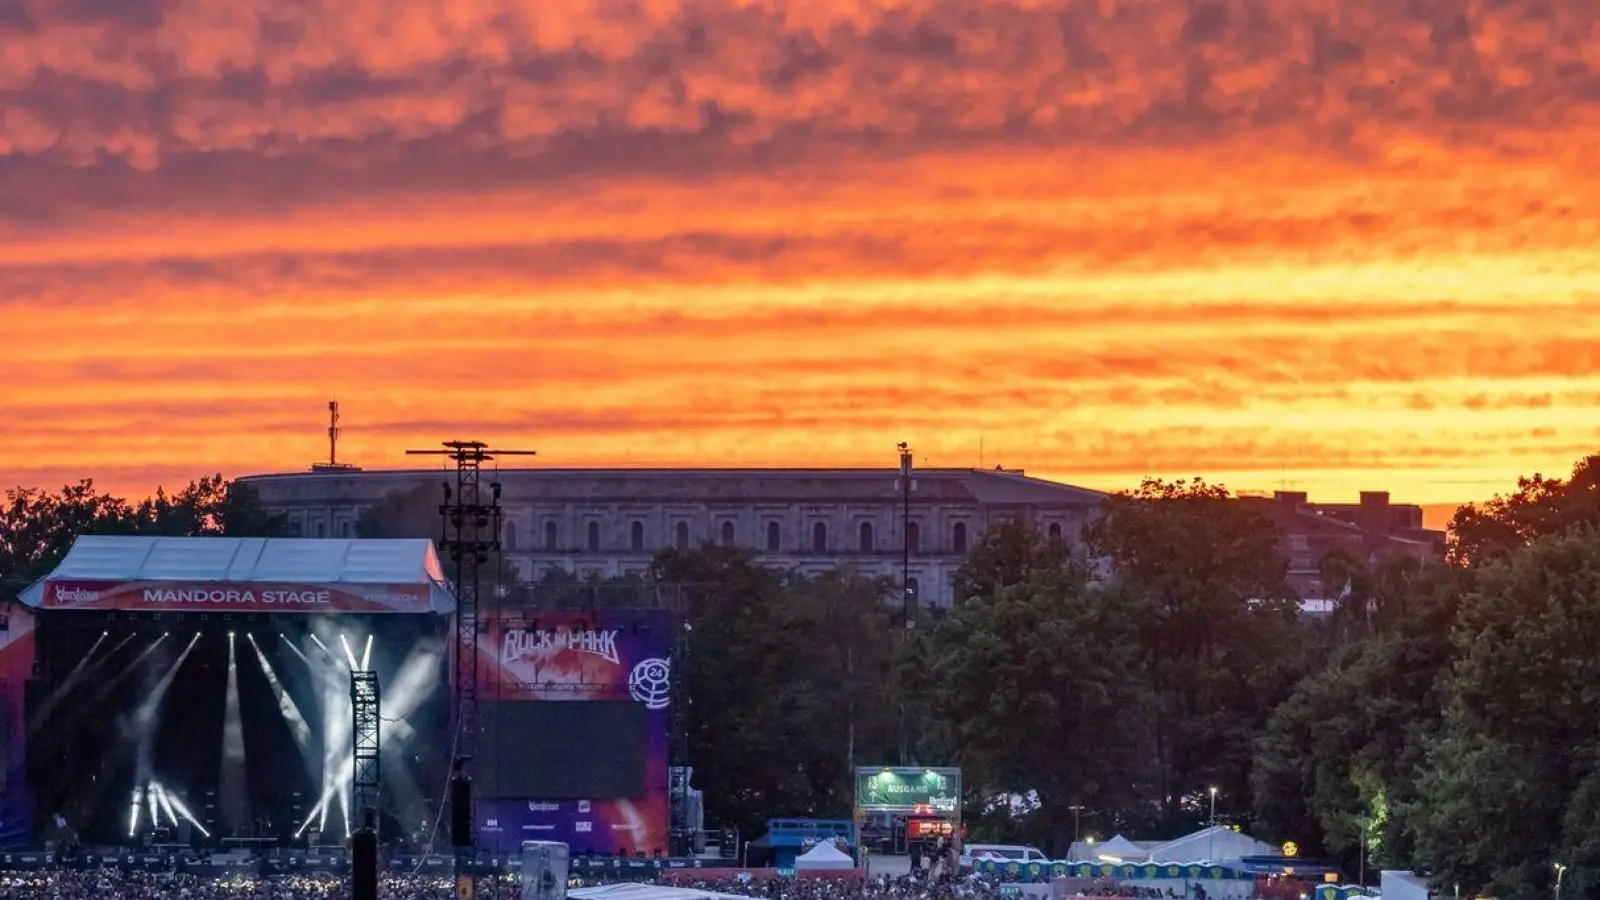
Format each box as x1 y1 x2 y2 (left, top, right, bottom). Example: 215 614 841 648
450 774 473 847
352 809 379 900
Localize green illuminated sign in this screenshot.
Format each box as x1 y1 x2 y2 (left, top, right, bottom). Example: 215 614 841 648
854 767 962 812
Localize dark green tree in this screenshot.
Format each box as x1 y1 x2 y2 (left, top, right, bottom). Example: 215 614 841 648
1448 453 1600 564
0 480 136 591
920 556 1153 851
1414 528 1600 898
1250 557 1458 873
951 517 1074 603
0 476 288 599
1086 478 1301 832
651 545 897 835
132 474 291 537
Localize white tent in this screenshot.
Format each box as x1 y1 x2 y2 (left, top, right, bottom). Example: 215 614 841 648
1144 826 1276 864
795 841 856 870
1382 870 1429 900
1087 834 1149 863
570 884 754 900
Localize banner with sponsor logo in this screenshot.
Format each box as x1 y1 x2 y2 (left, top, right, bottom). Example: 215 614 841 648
477 797 666 856
473 609 672 855
39 580 436 614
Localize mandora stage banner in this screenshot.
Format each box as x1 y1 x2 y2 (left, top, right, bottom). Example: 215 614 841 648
472 608 673 856
39 580 436 614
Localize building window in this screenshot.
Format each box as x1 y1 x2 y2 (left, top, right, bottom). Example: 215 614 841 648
545 520 558 551
812 522 828 553
631 521 645 553
906 577 920 601
313 520 326 538
1047 522 1062 541
953 522 968 554
504 520 518 551
337 521 351 538
290 520 303 537
675 521 690 550
1288 534 1309 551
859 522 874 553
766 522 781 553
587 521 601 552
906 521 920 554
721 521 736 547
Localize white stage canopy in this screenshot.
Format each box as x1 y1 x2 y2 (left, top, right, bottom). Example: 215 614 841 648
19 535 455 614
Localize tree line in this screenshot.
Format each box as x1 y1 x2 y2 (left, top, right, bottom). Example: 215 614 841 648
5 458 1600 898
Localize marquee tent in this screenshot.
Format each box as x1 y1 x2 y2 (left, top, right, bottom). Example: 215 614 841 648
1145 826 1276 864
795 841 856 870
18 535 455 614
1083 835 1148 863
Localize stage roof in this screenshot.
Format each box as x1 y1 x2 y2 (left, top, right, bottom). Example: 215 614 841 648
19 536 455 615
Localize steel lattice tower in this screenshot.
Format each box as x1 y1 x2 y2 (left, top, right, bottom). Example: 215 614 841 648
350 670 381 829
406 440 534 858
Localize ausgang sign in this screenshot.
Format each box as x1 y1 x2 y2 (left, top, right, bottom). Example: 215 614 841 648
855 767 962 812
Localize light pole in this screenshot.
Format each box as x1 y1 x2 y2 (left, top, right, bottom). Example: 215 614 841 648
1068 805 1084 843
1208 787 1217 825
1555 862 1567 900
1358 817 1369 887
896 442 914 765
898 442 913 630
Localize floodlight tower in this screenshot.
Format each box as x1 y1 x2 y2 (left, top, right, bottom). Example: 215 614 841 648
405 440 534 871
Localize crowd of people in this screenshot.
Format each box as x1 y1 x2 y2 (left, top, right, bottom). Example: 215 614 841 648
0 870 1007 900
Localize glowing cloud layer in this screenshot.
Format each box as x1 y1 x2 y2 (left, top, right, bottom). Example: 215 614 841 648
3 0 1599 505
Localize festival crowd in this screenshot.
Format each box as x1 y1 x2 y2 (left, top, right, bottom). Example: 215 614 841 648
0 871 1008 900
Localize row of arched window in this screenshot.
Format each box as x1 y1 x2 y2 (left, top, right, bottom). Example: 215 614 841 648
290 519 353 539
294 515 1063 552
495 518 1066 555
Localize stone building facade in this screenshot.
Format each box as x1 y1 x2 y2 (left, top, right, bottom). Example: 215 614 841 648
237 466 1106 608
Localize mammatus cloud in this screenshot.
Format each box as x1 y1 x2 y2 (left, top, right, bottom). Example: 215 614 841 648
1 0 1598 503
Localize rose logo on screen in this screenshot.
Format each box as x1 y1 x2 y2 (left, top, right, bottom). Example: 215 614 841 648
628 657 672 709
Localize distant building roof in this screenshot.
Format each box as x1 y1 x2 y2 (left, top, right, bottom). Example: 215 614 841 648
238 466 1106 507
19 536 453 614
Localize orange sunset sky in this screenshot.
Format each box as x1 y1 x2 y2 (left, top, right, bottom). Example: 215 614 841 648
2 0 1598 519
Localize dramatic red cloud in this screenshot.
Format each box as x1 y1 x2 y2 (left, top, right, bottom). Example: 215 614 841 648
2 0 1598 504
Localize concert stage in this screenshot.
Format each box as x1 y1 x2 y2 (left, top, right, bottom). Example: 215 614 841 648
5 535 684 858
10 535 455 848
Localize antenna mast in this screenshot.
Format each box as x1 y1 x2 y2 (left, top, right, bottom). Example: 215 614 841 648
329 400 341 466
312 400 360 472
